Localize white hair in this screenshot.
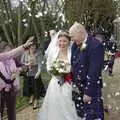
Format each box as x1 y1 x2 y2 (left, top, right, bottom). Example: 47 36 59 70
69 22 87 34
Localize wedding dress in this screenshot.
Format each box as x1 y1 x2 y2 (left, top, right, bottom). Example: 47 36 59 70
37 50 81 120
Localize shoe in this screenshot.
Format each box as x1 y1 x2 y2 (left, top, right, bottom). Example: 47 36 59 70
33 99 38 109
29 96 34 105
104 106 109 114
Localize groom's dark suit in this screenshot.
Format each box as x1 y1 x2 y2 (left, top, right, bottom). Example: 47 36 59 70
71 36 104 120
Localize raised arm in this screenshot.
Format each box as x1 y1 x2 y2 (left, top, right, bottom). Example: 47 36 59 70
0 36 34 61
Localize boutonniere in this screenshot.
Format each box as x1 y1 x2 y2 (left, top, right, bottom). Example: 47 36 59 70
80 42 87 51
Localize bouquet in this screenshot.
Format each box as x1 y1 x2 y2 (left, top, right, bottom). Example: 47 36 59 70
49 60 72 86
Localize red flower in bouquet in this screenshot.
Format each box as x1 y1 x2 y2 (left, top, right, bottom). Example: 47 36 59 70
64 72 72 84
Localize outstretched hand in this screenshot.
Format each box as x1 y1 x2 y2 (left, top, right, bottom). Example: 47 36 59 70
23 36 34 49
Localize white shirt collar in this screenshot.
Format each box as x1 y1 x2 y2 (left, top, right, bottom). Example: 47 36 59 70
83 34 88 44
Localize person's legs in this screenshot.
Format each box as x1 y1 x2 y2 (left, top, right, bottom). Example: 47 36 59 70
84 91 104 120
33 77 38 109
6 89 17 120
28 76 34 104
35 76 46 99
103 60 109 71
33 76 46 109
0 91 6 120
33 77 40 109
23 75 30 97
39 76 46 98
108 55 115 76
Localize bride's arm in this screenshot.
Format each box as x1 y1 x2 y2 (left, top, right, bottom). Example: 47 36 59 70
0 36 34 61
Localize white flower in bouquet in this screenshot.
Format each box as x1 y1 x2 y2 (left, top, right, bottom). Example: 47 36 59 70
49 60 71 86
53 63 58 68
50 60 70 77
61 62 65 66
58 68 64 73
56 67 59 71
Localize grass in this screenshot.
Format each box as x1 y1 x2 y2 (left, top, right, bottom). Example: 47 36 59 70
16 96 28 109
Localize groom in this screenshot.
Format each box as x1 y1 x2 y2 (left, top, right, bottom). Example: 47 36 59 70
70 22 104 120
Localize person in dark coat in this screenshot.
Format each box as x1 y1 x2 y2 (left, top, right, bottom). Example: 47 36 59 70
69 22 104 120
43 31 50 55
21 43 46 109
106 35 117 76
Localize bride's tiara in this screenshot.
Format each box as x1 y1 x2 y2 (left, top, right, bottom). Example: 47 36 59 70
58 31 71 41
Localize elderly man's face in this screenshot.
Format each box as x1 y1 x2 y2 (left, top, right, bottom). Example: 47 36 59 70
69 30 85 45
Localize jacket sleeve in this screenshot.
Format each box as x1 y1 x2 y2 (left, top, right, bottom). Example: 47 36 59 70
84 44 104 97
0 45 24 61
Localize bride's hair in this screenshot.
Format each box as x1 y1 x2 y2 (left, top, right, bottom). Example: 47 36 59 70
58 31 71 41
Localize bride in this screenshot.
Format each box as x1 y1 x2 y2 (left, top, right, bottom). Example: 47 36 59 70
37 31 81 120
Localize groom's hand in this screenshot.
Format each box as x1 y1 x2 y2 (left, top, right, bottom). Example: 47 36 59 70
83 94 92 103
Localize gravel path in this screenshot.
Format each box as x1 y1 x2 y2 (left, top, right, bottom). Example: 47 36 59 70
16 106 39 120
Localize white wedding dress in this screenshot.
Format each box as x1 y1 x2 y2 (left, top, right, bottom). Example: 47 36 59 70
37 56 81 120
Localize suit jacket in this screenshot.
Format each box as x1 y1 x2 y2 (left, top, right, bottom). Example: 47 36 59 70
71 36 104 97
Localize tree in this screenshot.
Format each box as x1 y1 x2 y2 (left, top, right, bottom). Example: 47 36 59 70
0 0 65 47
64 0 116 34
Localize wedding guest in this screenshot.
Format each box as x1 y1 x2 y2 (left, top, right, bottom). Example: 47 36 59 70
0 36 33 120
0 36 33 93
0 43 22 120
21 42 46 109
107 35 117 76
43 31 50 55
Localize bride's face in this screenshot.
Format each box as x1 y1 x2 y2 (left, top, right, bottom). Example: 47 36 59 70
58 36 69 49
